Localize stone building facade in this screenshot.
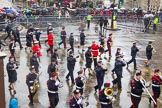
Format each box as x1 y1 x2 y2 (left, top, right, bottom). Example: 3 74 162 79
123 0 161 10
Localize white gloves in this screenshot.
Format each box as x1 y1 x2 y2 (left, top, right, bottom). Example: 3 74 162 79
55 80 60 86
106 96 113 99
30 86 33 90
77 98 82 104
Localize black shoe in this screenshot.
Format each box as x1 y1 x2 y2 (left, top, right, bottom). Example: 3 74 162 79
126 63 129 69
104 57 107 60
149 97 151 104
66 78 70 81
25 48 27 50
94 86 97 92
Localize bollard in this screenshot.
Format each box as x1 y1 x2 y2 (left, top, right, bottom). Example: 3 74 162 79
0 52 7 108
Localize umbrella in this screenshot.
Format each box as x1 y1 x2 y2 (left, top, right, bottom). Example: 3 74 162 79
5 9 15 14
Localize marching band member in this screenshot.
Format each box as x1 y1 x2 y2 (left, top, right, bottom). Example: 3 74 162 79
149 68 162 108
127 42 139 70
99 82 115 108
32 41 42 61
130 70 144 108
91 41 99 69
7 56 18 96
112 55 126 89
35 28 42 47
66 51 77 84
47 31 54 54
47 59 57 79
75 70 85 95
25 24 34 51
47 72 61 108
145 41 154 66
105 33 113 58
51 49 59 65
69 89 83 108
85 46 93 75
99 35 105 60
26 66 38 106
9 38 16 58
94 61 107 94
30 52 39 73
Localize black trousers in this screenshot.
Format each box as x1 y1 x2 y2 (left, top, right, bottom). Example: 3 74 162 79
48 93 59 108
152 87 161 107
67 43 74 52
130 95 141 108
66 68 74 83
4 32 11 41
153 24 157 31
95 77 104 91
112 74 122 89
28 87 37 103
87 20 90 29
47 45 53 54
15 39 23 48
93 57 97 69
127 56 136 69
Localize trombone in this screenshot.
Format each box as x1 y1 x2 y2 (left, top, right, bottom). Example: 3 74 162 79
140 76 156 105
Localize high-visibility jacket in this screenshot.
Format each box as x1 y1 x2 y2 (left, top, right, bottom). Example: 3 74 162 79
87 15 92 21
153 17 159 25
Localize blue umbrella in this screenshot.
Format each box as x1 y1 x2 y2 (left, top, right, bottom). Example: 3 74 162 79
5 9 15 14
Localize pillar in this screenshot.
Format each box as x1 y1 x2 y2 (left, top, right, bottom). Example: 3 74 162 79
0 52 7 108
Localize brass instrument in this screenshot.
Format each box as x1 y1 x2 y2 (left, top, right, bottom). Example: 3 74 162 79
104 88 113 96
140 76 156 105
31 72 42 93
31 80 40 93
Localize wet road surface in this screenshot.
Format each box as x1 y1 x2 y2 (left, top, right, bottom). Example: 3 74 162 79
2 22 162 108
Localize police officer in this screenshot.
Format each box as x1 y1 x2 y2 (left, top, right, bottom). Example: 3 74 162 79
69 89 83 108
47 72 60 108
66 51 77 84
130 70 144 108
145 41 154 66
58 26 67 49
112 56 126 89
80 29 86 53
149 68 162 108
94 61 107 93
99 82 115 108
75 70 85 95
7 56 18 94
30 52 39 73
85 46 93 75
86 13 92 29
67 33 74 52
4 23 12 41
127 42 139 70
12 26 23 49
26 66 38 106
48 59 57 78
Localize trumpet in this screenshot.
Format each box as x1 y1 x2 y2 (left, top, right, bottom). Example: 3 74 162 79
104 88 114 97
140 76 156 105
